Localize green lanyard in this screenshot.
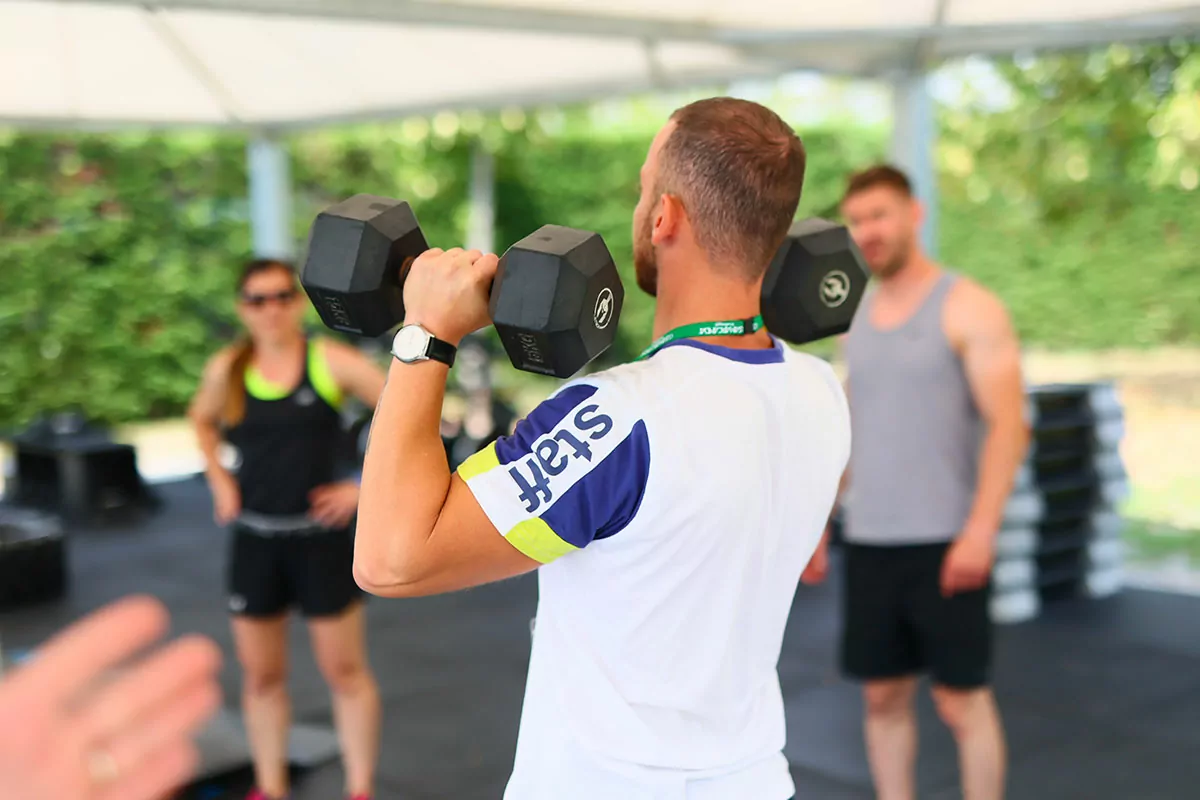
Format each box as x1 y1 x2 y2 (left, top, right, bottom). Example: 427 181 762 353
636 315 764 361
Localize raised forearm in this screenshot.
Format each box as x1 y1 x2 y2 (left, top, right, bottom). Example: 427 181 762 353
354 359 452 589
965 416 1030 539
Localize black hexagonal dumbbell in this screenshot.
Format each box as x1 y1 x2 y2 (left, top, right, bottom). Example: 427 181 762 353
299 194 624 379
761 218 869 345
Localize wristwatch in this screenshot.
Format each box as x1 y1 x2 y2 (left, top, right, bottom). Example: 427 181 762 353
391 324 457 367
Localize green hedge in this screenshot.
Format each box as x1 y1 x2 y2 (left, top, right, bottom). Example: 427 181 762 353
0 133 253 426
940 185 1200 349
0 110 1196 426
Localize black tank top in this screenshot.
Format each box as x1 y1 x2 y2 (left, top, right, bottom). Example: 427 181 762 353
224 339 344 516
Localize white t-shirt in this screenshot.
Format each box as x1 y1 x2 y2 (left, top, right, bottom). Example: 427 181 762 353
457 336 851 800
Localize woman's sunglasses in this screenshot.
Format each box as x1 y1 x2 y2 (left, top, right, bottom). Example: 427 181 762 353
240 289 299 308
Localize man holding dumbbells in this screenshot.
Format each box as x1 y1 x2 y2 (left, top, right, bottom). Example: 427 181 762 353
830 165 1030 800
311 97 855 799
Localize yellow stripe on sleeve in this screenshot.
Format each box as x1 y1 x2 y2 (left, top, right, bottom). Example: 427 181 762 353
504 517 578 564
457 441 501 481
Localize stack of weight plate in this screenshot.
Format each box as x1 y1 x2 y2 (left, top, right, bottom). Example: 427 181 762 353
991 382 1128 624
0 506 68 610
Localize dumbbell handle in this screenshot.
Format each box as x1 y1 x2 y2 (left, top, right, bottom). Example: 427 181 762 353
392 242 505 327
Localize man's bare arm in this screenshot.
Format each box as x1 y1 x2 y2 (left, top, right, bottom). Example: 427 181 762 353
949 281 1031 541
803 341 851 585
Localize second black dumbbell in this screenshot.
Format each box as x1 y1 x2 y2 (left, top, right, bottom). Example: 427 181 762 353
300 194 625 379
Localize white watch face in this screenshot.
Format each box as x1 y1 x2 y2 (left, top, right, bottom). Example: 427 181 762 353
392 325 430 362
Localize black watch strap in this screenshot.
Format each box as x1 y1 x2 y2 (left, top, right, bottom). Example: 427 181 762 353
426 336 457 367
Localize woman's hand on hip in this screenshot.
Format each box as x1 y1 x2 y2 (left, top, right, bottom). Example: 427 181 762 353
208 471 241 526
308 481 361 529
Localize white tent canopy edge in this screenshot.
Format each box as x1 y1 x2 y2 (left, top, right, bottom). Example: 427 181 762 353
4 0 1198 259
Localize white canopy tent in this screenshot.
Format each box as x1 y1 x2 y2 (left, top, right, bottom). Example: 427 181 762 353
2 0 1198 254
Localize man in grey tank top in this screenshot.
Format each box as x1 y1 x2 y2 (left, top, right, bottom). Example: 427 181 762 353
825 165 1029 800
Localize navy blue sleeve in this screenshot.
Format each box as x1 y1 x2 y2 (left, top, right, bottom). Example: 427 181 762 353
456 380 651 563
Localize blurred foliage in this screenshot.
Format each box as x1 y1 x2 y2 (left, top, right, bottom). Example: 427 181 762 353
0 41 1197 426
937 39 1200 351
0 132 252 427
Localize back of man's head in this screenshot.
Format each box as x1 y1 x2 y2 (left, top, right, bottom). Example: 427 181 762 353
657 97 806 279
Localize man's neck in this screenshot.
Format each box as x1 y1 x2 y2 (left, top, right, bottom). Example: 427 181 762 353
878 252 940 298
652 259 772 351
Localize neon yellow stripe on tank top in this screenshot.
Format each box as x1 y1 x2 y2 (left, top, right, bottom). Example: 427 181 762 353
244 339 343 410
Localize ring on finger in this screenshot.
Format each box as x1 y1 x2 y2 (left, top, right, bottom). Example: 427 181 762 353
87 746 120 785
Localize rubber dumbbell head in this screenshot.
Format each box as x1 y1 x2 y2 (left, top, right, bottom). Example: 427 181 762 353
300 194 428 339
761 218 868 345
491 225 624 379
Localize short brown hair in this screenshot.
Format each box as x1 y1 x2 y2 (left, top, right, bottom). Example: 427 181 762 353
843 164 913 202
657 97 806 279
224 258 297 426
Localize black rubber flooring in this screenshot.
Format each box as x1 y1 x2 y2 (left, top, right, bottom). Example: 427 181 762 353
1 478 1196 799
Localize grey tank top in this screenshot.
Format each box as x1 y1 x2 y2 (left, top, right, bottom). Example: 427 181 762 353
842 272 981 545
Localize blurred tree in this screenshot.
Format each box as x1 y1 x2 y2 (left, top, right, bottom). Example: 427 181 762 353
937 40 1200 350
0 132 251 426
943 41 1199 222
1 42 1197 426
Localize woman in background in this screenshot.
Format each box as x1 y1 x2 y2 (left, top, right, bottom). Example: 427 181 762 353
189 259 386 800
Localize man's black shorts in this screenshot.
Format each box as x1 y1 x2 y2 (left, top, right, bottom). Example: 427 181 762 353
839 541 992 689
226 525 362 618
